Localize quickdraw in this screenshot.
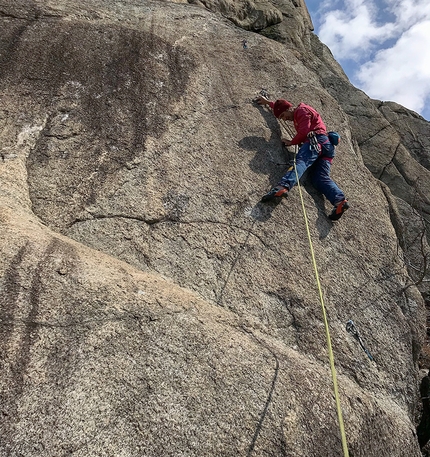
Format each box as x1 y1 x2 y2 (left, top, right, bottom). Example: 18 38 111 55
307 131 321 153
346 320 374 361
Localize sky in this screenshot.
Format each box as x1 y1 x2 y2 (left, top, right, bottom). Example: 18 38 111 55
305 0 430 121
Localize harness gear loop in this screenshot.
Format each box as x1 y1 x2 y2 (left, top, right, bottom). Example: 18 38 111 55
307 131 321 153
281 119 350 457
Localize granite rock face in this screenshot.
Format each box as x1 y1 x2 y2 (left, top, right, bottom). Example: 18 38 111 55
0 0 429 456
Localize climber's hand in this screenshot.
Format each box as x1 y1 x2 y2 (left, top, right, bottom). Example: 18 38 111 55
255 95 270 106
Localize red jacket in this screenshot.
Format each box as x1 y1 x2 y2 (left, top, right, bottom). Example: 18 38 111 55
291 103 327 145
270 102 327 145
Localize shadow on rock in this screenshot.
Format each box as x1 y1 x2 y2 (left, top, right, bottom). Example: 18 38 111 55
241 103 293 186
248 199 284 222
240 135 290 184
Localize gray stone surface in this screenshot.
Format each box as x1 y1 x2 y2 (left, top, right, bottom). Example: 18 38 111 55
0 0 429 456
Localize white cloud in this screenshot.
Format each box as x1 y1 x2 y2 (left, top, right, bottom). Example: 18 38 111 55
318 0 395 59
313 0 430 118
389 0 430 28
357 19 430 113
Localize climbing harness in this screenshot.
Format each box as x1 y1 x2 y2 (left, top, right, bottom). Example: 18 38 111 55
280 119 350 457
346 320 374 361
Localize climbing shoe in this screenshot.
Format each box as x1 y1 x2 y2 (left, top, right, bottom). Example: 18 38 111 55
328 199 349 221
261 185 288 202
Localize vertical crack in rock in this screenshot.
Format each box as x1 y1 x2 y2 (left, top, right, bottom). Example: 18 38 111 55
378 141 402 181
216 220 257 307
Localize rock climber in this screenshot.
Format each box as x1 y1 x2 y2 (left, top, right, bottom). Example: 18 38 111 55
256 95 349 221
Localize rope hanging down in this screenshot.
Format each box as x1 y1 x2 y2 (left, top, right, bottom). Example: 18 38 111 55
280 119 350 457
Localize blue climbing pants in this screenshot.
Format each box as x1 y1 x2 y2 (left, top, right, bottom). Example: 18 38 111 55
278 134 345 205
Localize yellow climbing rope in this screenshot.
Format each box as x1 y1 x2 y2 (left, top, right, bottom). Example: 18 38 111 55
281 120 350 457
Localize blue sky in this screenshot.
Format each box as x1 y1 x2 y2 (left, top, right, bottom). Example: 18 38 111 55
305 0 430 121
